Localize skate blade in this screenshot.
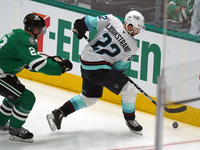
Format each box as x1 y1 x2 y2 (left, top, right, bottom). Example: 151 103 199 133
129 129 142 136
46 114 57 131
9 135 34 143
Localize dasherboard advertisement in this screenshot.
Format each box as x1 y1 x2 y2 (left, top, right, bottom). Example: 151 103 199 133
0 0 200 109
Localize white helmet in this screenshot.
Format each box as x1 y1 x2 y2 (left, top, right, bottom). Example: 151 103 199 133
124 10 145 34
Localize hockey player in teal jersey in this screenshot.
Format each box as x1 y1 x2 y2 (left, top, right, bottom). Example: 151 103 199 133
47 11 145 135
0 13 72 142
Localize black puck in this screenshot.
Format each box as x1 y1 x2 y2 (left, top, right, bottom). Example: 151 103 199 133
172 122 178 128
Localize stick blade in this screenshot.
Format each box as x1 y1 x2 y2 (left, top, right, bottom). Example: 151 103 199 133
164 105 187 113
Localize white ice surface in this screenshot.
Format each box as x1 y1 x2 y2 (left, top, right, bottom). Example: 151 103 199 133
0 77 200 150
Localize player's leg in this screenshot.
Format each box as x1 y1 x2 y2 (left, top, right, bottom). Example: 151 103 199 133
0 104 10 134
0 122 9 134
8 88 35 142
120 81 143 135
86 69 143 135
0 75 35 142
47 70 102 131
0 98 13 133
0 75 25 133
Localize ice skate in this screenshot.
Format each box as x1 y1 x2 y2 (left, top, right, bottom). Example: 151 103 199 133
125 120 143 135
9 126 34 143
0 122 9 134
46 108 64 131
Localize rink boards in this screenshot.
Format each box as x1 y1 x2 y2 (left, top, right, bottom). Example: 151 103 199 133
17 70 200 127
0 0 199 127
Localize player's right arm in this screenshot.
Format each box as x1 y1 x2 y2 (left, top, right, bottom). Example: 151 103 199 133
167 0 179 16
17 37 72 75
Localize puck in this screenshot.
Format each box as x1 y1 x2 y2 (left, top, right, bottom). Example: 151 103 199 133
172 122 178 128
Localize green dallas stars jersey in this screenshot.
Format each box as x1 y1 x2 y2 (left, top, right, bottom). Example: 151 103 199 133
167 0 194 21
0 29 62 75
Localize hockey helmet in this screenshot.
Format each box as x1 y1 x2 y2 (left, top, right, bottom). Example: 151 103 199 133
23 13 46 35
124 10 145 35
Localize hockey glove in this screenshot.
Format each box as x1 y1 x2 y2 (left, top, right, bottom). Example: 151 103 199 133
73 28 86 39
49 56 73 73
73 19 87 39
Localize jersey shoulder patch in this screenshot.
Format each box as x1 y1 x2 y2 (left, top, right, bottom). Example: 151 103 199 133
29 37 37 45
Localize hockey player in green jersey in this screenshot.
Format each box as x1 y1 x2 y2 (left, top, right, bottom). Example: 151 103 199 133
148 0 194 32
167 0 194 23
0 13 73 143
166 0 194 31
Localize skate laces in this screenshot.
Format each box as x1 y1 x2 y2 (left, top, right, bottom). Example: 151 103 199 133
58 108 65 116
133 120 139 126
18 127 29 134
129 120 140 127
53 108 64 118
10 127 29 134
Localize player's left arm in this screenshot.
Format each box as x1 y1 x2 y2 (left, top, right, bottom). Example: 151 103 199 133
73 15 108 39
112 60 131 74
73 15 97 39
112 47 137 73
112 54 135 73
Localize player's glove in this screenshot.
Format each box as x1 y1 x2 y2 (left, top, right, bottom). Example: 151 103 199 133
49 56 73 73
73 28 86 39
73 19 86 39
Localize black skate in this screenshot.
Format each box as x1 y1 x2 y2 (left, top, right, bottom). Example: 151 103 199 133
125 120 143 135
9 126 34 143
0 122 9 134
46 108 64 131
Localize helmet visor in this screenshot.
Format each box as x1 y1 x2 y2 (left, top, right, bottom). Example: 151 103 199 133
42 26 46 34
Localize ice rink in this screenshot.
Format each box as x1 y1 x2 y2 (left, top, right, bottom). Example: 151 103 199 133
0 77 200 150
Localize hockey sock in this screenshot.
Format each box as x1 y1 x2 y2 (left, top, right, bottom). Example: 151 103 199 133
61 95 87 117
123 111 135 120
0 98 13 126
9 104 31 128
9 89 35 128
121 100 136 120
60 101 75 117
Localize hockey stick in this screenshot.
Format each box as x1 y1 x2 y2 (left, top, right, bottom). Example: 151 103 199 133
72 28 91 42
165 97 200 105
80 33 187 113
128 79 187 113
83 35 91 42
